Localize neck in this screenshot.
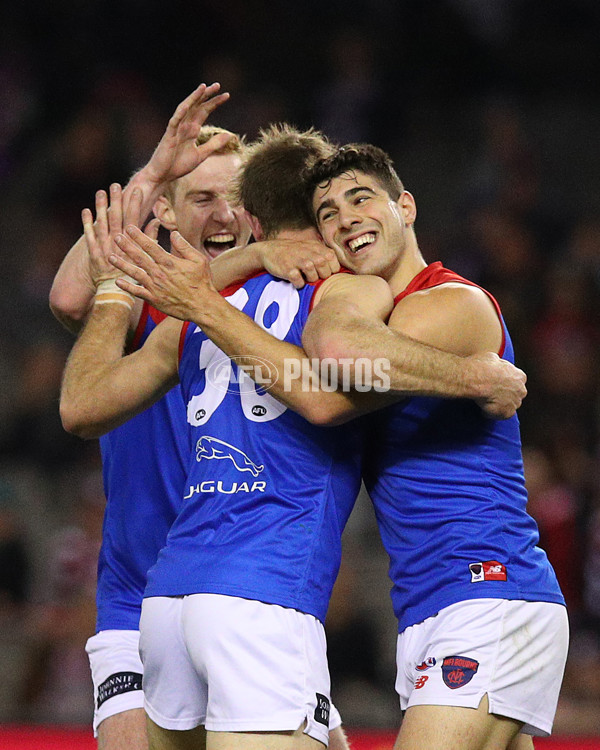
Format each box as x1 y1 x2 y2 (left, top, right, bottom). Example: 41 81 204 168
387 242 427 297
271 227 320 242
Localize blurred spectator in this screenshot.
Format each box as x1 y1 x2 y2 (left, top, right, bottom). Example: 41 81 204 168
523 447 582 613
0 479 30 615
0 339 95 477
17 470 104 725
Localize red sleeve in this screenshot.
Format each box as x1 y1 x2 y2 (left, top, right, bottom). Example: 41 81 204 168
179 321 191 363
308 267 354 313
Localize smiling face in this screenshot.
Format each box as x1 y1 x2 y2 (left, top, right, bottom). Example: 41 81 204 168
313 170 416 283
156 152 252 259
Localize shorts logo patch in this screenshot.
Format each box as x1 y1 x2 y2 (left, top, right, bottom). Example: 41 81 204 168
414 675 429 689
314 693 330 727
441 656 479 689
97 671 143 708
469 560 507 582
415 656 436 671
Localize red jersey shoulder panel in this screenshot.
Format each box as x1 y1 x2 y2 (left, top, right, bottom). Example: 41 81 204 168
394 262 506 357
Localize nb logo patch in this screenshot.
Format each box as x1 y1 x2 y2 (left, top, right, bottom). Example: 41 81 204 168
97 671 143 708
469 560 507 582
314 693 330 726
442 656 479 689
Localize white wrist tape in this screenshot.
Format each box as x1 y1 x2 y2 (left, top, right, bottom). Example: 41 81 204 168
94 278 135 309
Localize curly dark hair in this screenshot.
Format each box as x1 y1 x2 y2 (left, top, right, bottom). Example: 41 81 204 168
304 143 405 220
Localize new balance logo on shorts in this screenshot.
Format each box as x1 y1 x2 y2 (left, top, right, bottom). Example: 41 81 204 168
415 656 436 671
97 671 143 708
441 656 479 689
314 693 330 726
469 560 507 582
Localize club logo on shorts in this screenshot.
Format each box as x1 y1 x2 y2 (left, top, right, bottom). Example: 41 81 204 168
415 656 436 671
469 560 507 582
314 693 330 727
441 656 479 689
97 671 143 708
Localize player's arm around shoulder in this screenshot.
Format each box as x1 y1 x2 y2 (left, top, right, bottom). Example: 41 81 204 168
60 305 181 439
389 282 503 357
390 282 527 418
302 272 395 362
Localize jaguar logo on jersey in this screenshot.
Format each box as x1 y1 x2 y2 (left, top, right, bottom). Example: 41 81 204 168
441 656 479 689
195 436 264 477
415 656 436 671
469 560 507 583
206 355 278 394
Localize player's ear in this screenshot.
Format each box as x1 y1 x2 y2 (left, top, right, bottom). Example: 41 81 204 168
153 195 178 231
398 191 417 227
245 211 264 241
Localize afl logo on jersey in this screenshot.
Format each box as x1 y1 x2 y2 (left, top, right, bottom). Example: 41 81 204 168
206 355 279 394
251 405 267 417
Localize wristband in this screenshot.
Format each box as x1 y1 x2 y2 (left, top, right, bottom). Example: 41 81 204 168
94 278 135 309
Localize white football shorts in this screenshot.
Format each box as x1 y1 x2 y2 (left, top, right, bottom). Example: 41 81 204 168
86 629 144 736
139 594 334 745
395 598 569 736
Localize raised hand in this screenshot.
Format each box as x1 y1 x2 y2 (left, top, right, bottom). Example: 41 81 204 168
111 226 215 321
142 83 231 188
82 183 160 286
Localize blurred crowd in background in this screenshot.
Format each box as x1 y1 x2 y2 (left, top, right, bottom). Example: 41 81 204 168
1 0 600 735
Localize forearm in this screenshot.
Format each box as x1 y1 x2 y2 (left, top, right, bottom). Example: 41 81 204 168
60 304 175 438
303 308 487 400
209 244 264 290
125 167 167 218
191 292 374 424
49 236 95 333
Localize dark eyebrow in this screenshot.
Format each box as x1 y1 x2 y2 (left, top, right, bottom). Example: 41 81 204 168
316 197 336 221
316 185 376 221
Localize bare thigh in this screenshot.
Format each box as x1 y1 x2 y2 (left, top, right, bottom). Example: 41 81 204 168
207 722 326 750
98 708 148 750
328 724 350 750
507 735 534 750
147 716 207 750
394 694 523 750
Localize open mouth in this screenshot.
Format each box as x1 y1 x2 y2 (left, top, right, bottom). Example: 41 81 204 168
346 232 377 255
204 233 237 257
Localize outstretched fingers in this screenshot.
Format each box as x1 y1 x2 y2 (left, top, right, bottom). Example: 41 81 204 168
107 183 123 239
123 185 143 229
169 231 203 262
167 83 208 132
122 225 173 268
144 218 161 242
94 189 109 245
81 207 99 255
